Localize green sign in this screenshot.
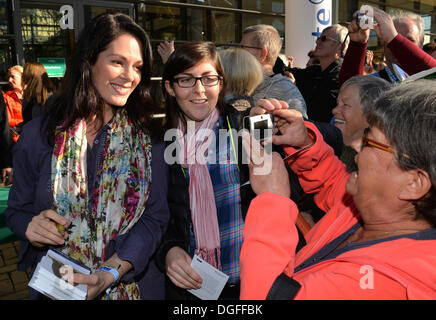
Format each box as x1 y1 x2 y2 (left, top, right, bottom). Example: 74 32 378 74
37 57 66 78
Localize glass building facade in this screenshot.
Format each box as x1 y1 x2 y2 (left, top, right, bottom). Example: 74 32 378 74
1 0 435 82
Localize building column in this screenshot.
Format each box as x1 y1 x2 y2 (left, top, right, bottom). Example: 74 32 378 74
285 0 332 68
11 0 24 65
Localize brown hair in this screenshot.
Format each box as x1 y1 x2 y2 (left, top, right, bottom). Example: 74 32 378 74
162 41 226 130
22 62 54 105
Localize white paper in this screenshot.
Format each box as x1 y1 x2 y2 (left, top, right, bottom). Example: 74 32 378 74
28 249 91 300
187 255 229 300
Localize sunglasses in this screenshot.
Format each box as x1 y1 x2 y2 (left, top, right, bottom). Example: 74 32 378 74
361 128 410 159
317 35 338 43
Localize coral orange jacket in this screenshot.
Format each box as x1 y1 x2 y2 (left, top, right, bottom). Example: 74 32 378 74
3 90 23 142
240 122 436 300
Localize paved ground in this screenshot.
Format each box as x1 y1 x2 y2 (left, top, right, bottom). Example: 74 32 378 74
0 240 29 300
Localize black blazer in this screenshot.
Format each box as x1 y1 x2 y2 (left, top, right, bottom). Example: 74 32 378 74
0 92 13 170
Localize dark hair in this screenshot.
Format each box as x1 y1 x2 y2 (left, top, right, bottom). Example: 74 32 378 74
365 80 436 227
161 41 226 130
47 13 160 140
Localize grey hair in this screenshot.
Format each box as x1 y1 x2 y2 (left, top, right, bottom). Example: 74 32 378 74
341 75 392 114
365 80 436 226
323 24 349 45
242 24 282 65
322 24 350 56
390 9 425 47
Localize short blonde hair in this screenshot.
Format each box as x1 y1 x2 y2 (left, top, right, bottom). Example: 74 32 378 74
7 65 23 76
220 48 263 96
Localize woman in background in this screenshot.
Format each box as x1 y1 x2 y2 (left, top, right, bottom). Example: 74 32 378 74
1 65 24 185
21 62 55 125
3 65 23 141
220 48 263 112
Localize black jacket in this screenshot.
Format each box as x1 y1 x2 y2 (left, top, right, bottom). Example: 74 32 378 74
0 93 13 170
288 59 343 123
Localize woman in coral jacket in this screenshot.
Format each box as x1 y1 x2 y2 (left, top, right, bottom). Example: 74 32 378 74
240 80 436 299
1 65 23 185
3 65 24 142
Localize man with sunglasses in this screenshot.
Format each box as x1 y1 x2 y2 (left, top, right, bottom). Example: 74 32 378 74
241 80 436 299
276 24 349 124
240 24 307 119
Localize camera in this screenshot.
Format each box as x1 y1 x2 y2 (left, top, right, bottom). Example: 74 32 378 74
357 12 374 29
243 114 274 141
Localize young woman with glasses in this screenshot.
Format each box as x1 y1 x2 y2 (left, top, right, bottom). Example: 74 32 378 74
156 41 250 300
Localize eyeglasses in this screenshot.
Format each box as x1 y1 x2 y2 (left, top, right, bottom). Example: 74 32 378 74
236 44 264 50
317 35 338 43
361 128 410 159
173 75 222 88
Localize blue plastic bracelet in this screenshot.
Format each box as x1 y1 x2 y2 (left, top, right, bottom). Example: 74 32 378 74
98 266 120 286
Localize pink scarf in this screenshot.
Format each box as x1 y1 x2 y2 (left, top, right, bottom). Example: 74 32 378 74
176 109 221 268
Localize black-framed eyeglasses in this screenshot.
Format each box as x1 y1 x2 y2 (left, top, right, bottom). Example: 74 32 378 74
361 128 410 159
173 75 222 88
317 35 338 43
236 44 264 50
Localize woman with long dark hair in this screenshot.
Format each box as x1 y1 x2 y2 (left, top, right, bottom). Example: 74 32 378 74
5 13 169 300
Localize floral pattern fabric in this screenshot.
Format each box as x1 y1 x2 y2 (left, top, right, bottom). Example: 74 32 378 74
51 108 152 299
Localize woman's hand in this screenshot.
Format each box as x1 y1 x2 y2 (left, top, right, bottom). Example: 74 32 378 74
63 253 132 300
165 247 202 290
65 270 114 300
25 209 70 248
272 108 313 148
242 130 290 197
157 40 175 64
250 98 313 148
2 168 13 186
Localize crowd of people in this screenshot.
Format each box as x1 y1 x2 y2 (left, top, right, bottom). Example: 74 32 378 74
1 5 435 300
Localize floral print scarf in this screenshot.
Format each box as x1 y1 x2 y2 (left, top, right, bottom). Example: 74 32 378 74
51 108 152 299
